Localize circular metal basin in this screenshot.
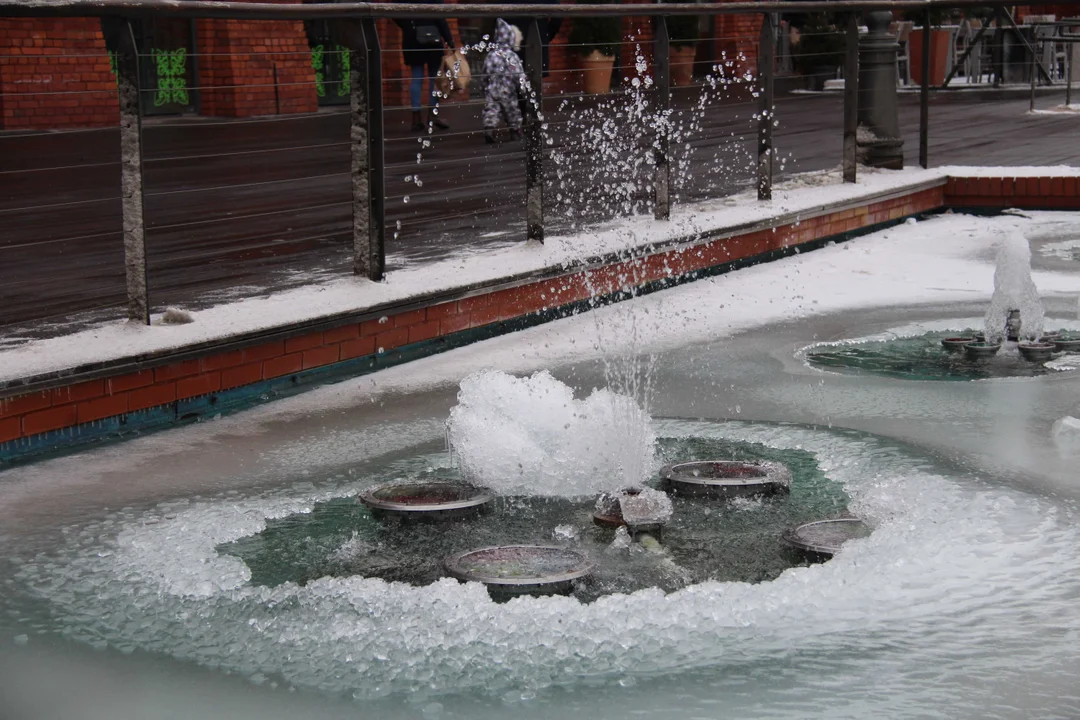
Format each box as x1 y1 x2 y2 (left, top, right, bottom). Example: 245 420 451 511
1018 342 1056 363
444 545 593 595
941 337 975 352
661 460 791 499
963 341 1001 359
784 518 871 561
359 480 493 521
1039 331 1063 342
1053 337 1080 352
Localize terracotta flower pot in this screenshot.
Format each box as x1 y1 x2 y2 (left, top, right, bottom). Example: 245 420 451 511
908 28 951 86
670 45 697 86
580 49 615 95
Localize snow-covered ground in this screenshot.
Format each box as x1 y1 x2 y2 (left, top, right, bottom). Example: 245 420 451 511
2 165 1079 386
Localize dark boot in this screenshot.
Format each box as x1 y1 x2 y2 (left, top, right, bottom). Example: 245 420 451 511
410 111 424 132
429 109 450 130
484 130 496 144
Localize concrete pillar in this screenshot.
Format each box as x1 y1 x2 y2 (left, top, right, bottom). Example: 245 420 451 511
856 11 903 169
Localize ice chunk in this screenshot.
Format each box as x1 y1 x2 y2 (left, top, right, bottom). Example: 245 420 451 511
1052 415 1080 455
617 486 672 528
159 307 195 325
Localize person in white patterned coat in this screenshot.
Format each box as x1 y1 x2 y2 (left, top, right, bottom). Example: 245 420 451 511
482 18 526 143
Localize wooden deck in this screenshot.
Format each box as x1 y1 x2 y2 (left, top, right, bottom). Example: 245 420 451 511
1 87 1077 335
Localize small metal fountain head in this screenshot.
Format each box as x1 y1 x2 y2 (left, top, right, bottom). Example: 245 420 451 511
783 517 871 563
358 479 493 522
1006 309 1023 342
941 336 976 352
1018 342 1056 363
443 545 594 597
1053 336 1080 352
963 341 1002 359
661 460 791 499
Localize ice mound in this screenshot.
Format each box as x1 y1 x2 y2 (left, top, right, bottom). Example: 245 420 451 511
446 370 658 496
9 421 1080 706
1051 415 1080 455
984 232 1045 342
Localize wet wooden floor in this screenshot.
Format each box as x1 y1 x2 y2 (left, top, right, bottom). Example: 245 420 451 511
0 88 1077 334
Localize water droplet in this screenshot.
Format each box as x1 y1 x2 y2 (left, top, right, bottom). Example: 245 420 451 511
403 196 410 204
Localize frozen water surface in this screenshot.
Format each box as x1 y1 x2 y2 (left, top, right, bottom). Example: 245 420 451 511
2 211 1080 719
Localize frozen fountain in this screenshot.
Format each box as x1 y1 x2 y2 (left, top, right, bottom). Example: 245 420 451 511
807 231 1080 380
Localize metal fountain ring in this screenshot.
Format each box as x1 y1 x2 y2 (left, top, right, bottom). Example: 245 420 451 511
444 545 594 595
784 517 871 561
358 479 493 521
661 460 792 499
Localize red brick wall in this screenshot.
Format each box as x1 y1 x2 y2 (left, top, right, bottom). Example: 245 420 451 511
0 18 118 130
196 0 317 118
715 13 763 77
945 176 1080 208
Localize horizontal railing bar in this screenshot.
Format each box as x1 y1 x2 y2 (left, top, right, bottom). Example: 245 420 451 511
2 0 1075 20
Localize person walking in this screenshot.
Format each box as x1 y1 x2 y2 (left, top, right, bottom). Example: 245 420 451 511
395 1 455 132
505 0 563 77
482 18 526 143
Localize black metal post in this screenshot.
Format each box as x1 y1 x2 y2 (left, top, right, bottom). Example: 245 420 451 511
653 15 671 219
102 17 150 325
919 7 930 169
757 12 774 201
339 18 385 281
524 19 544 243
843 14 859 183
362 19 384 278
1068 40 1073 106
857 11 903 168
993 6 1005 87
1030 36 1038 111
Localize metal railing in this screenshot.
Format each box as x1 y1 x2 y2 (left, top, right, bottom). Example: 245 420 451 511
2 0 1079 329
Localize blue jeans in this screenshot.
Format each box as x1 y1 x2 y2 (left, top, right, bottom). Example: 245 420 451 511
409 60 440 111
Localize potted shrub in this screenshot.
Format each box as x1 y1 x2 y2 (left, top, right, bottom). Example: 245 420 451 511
668 15 699 86
905 8 953 86
793 13 845 91
568 3 621 94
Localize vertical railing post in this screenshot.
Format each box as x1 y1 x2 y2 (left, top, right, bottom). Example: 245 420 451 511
102 17 150 325
341 18 384 281
993 6 1005 88
653 15 671 220
362 18 386 280
843 13 859 183
1067 39 1073 107
524 19 545 243
1030 36 1038 112
757 13 775 201
919 8 931 169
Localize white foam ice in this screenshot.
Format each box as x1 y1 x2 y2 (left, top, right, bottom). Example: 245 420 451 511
616 486 673 527
984 231 1046 342
446 370 658 496
8 419 1080 713
1051 415 1080 455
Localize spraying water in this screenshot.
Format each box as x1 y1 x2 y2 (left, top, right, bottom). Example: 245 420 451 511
983 232 1045 342
446 369 657 496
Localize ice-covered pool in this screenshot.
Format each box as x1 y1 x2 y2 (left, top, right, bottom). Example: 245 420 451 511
2 210 1080 719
